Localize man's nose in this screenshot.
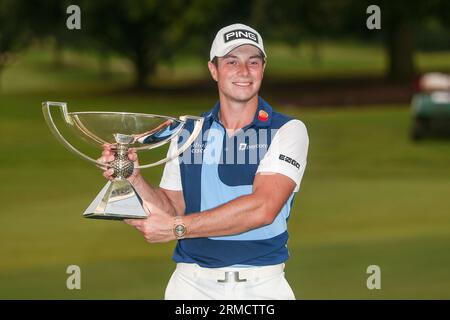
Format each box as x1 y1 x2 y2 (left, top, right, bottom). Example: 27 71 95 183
238 63 250 77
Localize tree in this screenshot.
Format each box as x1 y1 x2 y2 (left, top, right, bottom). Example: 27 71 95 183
258 1 348 66
18 0 94 67
263 0 448 82
175 0 253 58
377 0 441 81
82 0 187 89
0 0 30 90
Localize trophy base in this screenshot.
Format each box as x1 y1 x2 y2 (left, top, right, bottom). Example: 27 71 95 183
83 180 148 220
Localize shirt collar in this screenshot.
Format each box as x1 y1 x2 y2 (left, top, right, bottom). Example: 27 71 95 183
206 96 273 128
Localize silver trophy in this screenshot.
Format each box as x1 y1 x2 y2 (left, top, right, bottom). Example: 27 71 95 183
42 101 203 220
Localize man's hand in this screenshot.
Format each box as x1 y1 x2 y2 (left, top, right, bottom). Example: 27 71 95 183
97 143 184 221
124 202 176 243
98 143 141 184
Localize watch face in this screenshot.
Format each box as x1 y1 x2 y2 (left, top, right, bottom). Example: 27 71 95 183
175 224 186 237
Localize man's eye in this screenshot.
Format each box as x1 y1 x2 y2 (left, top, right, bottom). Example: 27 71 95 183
227 60 237 65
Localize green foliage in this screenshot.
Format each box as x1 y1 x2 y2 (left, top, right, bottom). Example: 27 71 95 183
79 0 188 88
2 0 450 85
0 0 30 70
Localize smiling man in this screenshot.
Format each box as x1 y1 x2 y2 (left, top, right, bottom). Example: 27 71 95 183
101 23 309 300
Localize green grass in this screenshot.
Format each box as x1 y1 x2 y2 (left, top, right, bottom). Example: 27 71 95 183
1 96 450 299
1 43 450 299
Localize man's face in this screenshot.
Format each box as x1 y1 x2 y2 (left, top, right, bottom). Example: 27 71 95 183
208 44 265 103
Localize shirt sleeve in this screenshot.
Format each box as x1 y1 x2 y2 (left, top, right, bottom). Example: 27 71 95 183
159 138 183 191
256 119 309 192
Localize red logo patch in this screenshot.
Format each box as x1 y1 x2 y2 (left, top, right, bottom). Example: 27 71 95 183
258 110 269 122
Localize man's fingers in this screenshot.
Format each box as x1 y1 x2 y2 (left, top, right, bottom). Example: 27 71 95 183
98 155 115 163
102 149 114 157
99 145 116 180
128 148 138 161
102 143 116 150
124 219 146 234
96 163 107 170
96 157 106 167
102 169 115 180
128 152 137 162
124 219 144 228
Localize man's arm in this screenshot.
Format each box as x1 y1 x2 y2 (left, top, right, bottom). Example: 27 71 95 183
126 172 296 243
133 175 185 217
125 119 308 242
183 172 295 238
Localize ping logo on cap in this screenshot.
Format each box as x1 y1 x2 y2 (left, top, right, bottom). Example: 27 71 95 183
224 29 259 44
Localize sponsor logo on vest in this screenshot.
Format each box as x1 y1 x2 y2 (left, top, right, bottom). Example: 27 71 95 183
279 154 301 169
239 143 268 151
258 110 269 122
224 29 259 44
191 142 206 153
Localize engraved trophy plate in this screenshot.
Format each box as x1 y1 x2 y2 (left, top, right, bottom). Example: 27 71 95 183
42 101 203 220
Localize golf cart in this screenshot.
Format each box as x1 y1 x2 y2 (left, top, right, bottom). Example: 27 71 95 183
411 72 450 141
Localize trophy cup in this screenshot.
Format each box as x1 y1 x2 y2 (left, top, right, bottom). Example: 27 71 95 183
42 101 203 220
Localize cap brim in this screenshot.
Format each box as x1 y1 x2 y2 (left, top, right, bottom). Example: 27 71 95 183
211 42 266 61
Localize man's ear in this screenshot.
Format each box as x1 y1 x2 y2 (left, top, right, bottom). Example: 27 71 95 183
207 61 218 82
262 60 266 79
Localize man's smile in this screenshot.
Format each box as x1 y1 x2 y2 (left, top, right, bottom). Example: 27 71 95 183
233 81 253 87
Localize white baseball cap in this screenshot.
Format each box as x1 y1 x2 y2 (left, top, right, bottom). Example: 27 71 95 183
209 23 266 61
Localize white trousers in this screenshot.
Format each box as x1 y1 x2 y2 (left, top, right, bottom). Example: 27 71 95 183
164 263 296 300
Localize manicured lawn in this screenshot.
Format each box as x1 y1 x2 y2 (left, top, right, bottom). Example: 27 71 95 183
0 44 449 299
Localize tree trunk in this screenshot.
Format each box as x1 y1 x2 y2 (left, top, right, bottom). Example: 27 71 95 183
134 63 150 90
250 0 268 29
0 54 7 92
98 50 111 80
311 39 322 66
386 17 415 82
0 66 3 91
53 40 64 68
132 45 155 90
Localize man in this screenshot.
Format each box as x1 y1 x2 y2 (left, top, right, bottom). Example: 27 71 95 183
100 23 309 300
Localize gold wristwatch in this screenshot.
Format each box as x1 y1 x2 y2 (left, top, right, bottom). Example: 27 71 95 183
173 216 186 239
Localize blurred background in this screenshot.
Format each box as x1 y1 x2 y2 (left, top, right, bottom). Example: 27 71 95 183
1 0 450 299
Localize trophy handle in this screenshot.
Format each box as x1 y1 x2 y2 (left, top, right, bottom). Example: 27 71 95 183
42 101 104 167
136 115 204 169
